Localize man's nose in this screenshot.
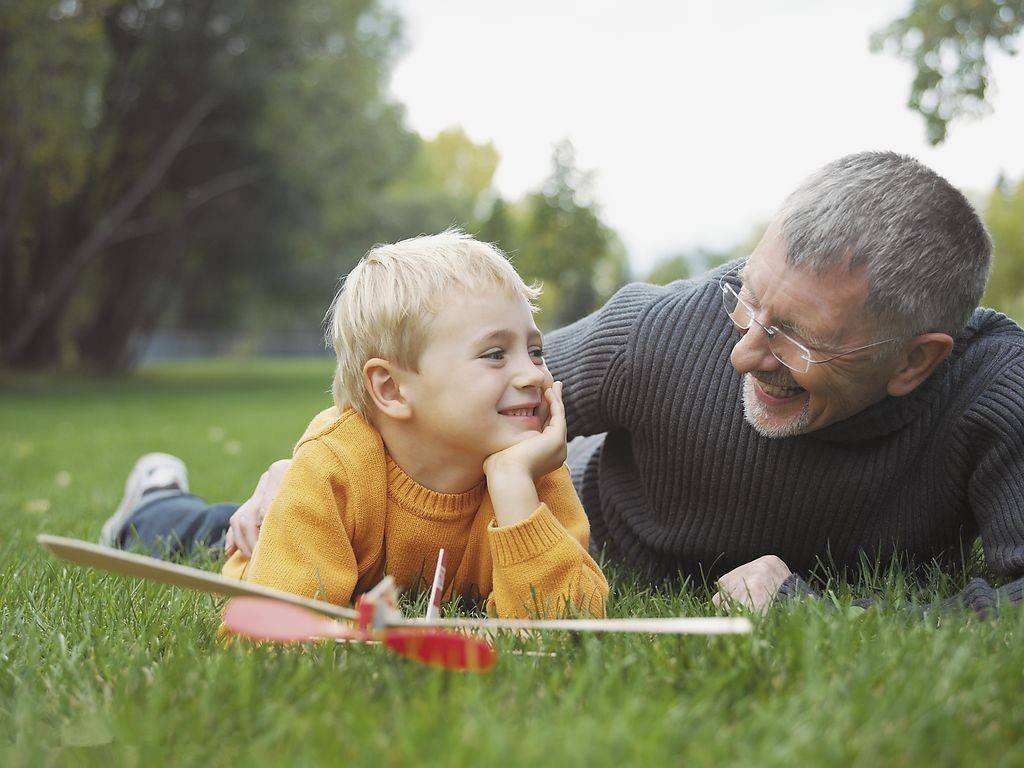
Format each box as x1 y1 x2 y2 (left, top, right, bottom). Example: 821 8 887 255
730 323 781 375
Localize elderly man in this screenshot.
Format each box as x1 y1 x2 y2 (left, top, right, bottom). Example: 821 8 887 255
550 151 1023 612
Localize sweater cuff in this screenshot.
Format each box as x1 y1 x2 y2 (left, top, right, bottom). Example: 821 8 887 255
776 573 819 603
488 503 567 566
961 577 999 617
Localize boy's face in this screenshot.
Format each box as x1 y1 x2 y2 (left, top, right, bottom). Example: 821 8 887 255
400 288 553 463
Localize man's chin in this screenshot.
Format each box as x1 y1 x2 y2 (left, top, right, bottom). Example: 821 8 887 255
742 374 813 438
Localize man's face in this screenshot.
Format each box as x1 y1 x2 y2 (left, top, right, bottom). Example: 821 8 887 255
729 228 898 437
398 288 553 464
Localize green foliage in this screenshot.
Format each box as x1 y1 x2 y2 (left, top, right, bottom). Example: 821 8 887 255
981 175 1024 320
872 0 1024 144
369 126 500 247
0 0 417 371
645 224 766 285
0 2 111 204
0 6 630 370
479 140 630 329
2 360 1024 765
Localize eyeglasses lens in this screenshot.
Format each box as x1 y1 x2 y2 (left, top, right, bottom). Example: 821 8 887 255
722 282 810 373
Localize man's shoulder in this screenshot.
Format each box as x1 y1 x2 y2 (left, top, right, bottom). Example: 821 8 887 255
963 307 1024 351
955 308 1024 381
947 309 1024 437
611 263 730 327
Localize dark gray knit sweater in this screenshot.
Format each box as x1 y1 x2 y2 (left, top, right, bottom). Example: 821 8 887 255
545 263 1024 614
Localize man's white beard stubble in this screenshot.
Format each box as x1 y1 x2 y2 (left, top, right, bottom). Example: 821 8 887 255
741 373 813 438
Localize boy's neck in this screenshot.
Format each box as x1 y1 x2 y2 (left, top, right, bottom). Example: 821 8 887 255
372 416 485 494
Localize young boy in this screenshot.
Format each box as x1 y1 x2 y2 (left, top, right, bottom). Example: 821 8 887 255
102 230 608 619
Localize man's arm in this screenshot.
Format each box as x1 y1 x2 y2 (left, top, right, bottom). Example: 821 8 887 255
714 554 1024 617
543 282 660 439
721 351 1024 617
225 459 292 557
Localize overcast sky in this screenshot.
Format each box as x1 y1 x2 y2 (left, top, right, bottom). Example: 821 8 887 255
389 1 1024 274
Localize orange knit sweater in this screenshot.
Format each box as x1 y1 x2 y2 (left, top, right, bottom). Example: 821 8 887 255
221 408 607 618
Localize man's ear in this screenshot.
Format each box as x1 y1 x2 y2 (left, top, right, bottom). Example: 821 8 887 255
886 333 954 397
363 358 412 420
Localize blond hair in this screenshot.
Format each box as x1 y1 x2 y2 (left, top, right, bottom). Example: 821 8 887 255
326 229 541 416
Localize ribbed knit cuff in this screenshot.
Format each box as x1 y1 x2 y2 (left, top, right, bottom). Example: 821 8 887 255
488 504 567 566
1001 577 1024 606
960 577 999 617
775 574 819 604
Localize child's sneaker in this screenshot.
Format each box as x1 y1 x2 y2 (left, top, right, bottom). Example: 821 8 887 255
100 453 189 547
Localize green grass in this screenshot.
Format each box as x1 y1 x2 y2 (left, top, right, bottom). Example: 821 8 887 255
2 359 1023 767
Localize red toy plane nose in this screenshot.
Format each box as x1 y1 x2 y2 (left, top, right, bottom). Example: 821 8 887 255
383 629 496 672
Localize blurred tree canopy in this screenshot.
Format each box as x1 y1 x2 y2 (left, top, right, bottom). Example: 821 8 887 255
1 0 416 370
478 140 630 329
873 0 1023 144
0 2 628 371
644 224 766 285
981 175 1024 320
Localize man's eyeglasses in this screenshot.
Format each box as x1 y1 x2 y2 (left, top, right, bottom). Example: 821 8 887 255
718 267 900 373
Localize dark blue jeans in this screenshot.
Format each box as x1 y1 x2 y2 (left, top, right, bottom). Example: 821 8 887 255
118 491 238 558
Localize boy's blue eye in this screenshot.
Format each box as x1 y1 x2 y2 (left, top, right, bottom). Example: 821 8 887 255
482 349 505 360
530 348 544 360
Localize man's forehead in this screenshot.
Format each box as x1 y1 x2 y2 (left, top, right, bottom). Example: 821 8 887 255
743 239 872 345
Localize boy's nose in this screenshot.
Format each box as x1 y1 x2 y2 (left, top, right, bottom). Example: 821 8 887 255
513 355 548 389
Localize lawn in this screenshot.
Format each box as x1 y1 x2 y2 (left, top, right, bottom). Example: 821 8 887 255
2 359 1022 767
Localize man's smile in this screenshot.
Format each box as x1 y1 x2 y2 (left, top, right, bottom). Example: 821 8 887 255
752 374 806 403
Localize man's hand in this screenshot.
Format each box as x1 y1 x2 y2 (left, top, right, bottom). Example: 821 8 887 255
712 554 792 613
483 381 567 482
224 459 292 558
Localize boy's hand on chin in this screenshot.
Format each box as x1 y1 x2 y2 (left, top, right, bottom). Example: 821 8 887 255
484 381 566 482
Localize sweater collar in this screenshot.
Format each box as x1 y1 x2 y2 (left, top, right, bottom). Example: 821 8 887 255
385 454 486 520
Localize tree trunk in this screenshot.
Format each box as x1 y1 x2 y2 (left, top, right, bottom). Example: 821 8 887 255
0 94 219 368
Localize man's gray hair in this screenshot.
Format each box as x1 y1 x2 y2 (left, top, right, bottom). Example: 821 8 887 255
777 151 992 337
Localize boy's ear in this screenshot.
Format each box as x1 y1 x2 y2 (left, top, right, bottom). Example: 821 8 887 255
886 333 954 398
363 358 413 420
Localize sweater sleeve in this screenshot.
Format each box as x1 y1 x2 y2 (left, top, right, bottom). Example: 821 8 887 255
776 573 1024 618
775 352 1024 618
244 439 360 606
485 465 609 618
964 353 1024 578
543 282 660 439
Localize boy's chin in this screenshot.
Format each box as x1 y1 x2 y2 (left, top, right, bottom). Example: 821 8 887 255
492 427 542 452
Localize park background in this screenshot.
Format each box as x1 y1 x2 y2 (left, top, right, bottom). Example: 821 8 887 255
3 1 1024 765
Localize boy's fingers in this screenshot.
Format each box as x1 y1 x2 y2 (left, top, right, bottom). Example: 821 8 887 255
548 382 566 428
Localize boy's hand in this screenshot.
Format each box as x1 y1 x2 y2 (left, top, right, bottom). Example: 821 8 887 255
483 381 566 482
225 458 292 558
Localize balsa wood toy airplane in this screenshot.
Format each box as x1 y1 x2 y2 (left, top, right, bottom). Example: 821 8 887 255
37 534 752 672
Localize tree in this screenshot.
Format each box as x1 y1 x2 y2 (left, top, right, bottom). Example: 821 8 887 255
645 225 766 285
872 0 1024 144
0 0 412 370
509 140 629 328
368 126 499 248
981 175 1024 321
